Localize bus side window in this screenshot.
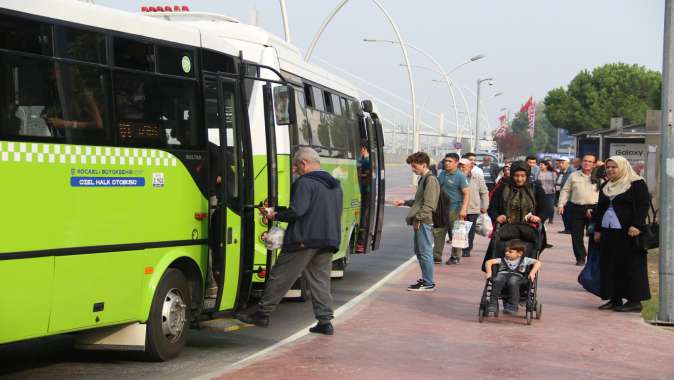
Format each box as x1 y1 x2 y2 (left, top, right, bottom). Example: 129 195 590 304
0 54 111 143
292 88 311 147
114 72 201 149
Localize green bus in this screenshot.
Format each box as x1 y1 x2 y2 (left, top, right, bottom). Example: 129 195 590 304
0 1 385 360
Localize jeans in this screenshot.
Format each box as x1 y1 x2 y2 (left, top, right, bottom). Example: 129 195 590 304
464 213 480 255
414 223 434 285
492 272 525 307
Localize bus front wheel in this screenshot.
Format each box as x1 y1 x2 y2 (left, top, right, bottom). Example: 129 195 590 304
145 268 191 361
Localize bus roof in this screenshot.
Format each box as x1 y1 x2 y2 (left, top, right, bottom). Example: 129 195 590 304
2 0 362 100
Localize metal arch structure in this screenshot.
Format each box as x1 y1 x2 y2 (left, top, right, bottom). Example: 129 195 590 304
304 0 419 152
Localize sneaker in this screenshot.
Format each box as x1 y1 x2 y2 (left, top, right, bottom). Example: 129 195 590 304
408 279 424 289
462 252 471 258
407 282 436 292
503 303 518 315
446 257 460 265
433 258 442 264
309 322 334 335
544 243 553 249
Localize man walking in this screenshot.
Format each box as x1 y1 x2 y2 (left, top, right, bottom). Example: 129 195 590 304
394 152 440 291
237 147 343 335
478 155 500 191
436 153 469 265
459 158 488 257
526 155 539 182
557 154 598 266
554 157 575 234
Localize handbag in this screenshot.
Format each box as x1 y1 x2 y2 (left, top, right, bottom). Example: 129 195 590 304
634 195 659 251
578 240 601 297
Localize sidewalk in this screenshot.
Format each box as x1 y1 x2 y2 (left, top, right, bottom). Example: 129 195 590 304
220 200 674 379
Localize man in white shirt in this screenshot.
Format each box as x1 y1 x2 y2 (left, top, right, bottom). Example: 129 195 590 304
557 154 599 266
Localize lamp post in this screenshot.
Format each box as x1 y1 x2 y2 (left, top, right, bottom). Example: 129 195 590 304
305 0 418 152
365 37 484 141
279 0 291 43
474 78 493 152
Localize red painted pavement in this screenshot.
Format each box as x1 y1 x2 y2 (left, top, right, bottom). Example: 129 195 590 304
219 224 674 380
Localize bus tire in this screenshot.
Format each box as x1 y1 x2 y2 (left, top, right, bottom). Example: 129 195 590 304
145 268 191 361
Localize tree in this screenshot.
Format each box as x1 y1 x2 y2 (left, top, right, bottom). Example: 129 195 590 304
544 63 661 134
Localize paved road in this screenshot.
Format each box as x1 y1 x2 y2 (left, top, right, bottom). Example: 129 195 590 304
0 170 415 380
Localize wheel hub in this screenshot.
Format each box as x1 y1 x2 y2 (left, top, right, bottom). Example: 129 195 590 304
161 288 187 341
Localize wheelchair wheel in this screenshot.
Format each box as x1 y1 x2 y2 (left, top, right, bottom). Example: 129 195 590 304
536 302 542 319
478 307 485 323
525 310 533 325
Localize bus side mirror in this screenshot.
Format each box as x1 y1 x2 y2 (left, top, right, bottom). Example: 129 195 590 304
273 85 296 126
362 99 373 113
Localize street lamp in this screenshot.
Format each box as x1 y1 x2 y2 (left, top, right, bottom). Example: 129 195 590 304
364 37 484 145
474 78 493 152
304 0 418 152
448 54 486 75
398 63 460 142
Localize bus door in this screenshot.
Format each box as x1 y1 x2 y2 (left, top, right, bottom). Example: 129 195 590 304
357 101 385 252
203 76 245 312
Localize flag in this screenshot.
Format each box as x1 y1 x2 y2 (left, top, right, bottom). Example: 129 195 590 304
495 114 509 138
520 96 536 139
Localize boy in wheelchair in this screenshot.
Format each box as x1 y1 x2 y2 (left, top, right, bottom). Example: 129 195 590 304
484 239 541 315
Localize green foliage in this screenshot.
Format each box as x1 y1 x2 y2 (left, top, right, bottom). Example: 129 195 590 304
544 63 661 134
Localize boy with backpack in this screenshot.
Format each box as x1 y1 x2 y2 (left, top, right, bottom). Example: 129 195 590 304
435 153 470 265
394 152 440 291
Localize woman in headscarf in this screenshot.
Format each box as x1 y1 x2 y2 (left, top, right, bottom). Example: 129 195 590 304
592 156 651 312
482 161 549 267
488 161 546 226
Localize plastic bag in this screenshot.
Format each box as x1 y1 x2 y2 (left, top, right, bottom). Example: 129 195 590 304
264 226 285 250
451 220 473 249
475 214 493 237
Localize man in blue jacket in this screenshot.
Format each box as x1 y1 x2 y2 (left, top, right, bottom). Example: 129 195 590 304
237 147 343 335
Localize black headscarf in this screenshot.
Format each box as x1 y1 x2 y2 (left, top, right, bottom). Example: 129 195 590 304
508 160 530 187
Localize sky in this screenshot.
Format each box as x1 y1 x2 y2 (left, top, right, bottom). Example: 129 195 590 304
95 0 665 138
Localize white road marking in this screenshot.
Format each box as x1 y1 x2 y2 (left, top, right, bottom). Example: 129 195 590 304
193 255 417 380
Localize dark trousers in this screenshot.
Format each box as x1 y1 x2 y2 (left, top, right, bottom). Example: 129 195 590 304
464 213 480 255
568 203 594 261
541 193 556 224
492 272 525 307
259 248 334 322
486 183 495 192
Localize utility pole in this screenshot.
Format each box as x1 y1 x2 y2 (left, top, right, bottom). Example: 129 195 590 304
659 0 674 323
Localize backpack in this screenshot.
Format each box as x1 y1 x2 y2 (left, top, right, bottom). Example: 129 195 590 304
421 175 452 228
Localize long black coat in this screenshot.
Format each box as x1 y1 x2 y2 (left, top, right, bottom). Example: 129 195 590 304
592 179 651 301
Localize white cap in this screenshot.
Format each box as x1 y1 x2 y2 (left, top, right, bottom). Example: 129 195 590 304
458 158 471 165
556 157 570 162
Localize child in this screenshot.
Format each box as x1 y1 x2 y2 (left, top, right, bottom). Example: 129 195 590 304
484 239 542 315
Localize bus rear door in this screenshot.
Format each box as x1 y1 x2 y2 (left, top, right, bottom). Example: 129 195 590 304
357 100 386 252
